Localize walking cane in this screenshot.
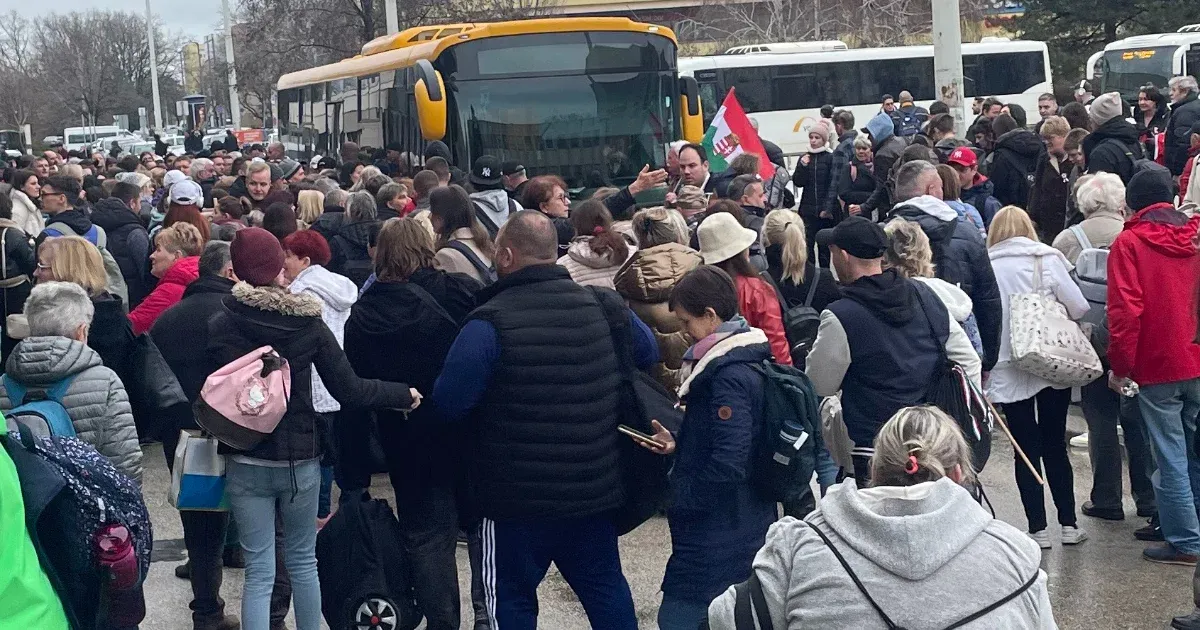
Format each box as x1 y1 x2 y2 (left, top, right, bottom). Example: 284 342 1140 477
986 399 1046 486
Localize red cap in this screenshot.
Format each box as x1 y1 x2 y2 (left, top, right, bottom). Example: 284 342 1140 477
947 147 978 168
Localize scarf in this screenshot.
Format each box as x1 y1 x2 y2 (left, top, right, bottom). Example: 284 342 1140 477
683 315 751 363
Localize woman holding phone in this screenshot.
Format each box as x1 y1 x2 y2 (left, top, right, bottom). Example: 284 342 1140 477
639 265 776 630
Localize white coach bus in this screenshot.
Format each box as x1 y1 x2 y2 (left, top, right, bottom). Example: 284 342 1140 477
680 38 1052 155
1086 26 1200 103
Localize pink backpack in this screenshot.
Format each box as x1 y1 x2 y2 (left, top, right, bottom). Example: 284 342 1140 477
194 346 292 451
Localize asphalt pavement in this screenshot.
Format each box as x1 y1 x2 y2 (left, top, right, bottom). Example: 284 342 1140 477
141 408 1191 629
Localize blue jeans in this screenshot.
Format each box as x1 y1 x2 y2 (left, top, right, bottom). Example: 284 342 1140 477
657 594 711 630
1138 379 1200 555
227 459 322 630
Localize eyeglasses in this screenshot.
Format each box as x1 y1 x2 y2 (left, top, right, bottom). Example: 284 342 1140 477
554 194 569 203
41 191 64 198
35 262 50 271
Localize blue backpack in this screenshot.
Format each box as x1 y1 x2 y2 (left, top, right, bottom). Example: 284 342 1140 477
3 374 78 439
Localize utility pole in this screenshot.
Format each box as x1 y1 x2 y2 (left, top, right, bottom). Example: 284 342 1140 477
385 0 399 35
223 0 242 128
931 0 966 137
145 0 163 131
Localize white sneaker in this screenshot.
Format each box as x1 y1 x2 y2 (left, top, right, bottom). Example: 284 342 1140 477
1070 433 1089 448
1030 530 1052 549
1061 525 1089 545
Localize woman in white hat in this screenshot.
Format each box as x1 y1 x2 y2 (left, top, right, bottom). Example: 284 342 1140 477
696 209 792 365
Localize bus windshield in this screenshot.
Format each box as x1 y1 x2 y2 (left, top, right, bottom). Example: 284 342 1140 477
1101 46 1176 100
442 31 677 188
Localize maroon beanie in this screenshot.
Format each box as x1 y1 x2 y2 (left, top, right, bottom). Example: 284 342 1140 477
230 227 285 287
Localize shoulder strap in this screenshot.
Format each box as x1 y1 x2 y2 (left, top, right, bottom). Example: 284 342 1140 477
44 221 68 238
802 267 821 308
911 283 949 364
473 202 500 234
92 225 106 249
1032 255 1044 292
3 374 28 406
1068 224 1092 251
508 197 519 214
588 286 636 376
941 571 1040 630
447 240 494 280
403 281 457 327
732 572 774 630
806 522 903 630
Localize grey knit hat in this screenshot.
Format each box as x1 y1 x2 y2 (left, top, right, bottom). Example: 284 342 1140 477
1089 92 1124 127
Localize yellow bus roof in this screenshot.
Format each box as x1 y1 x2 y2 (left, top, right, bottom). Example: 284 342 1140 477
276 17 677 91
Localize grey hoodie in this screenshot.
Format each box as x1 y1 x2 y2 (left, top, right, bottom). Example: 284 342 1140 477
708 478 1056 629
0 336 142 482
470 188 521 234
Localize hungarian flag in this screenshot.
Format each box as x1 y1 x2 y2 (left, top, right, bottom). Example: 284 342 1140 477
701 88 775 181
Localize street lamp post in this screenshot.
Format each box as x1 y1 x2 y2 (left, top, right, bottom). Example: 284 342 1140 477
931 0 966 137
223 0 241 128
145 0 163 131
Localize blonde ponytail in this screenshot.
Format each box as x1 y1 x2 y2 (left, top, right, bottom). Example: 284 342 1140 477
763 209 808 284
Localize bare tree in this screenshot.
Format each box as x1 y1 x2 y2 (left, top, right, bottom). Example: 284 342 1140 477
0 12 42 131
680 0 988 49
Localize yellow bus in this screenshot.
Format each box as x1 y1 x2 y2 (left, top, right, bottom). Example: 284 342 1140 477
276 17 704 187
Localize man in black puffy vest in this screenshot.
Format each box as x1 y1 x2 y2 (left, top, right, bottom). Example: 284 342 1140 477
432 210 657 630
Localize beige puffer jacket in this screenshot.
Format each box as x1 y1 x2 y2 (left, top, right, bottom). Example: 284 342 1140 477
613 242 703 392
0 336 141 482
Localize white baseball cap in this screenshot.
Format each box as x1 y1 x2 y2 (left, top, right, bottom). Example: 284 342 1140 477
168 180 204 206
163 169 190 189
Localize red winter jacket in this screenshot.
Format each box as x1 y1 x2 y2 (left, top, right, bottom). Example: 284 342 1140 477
1181 145 1200 197
735 274 792 365
1107 203 1200 386
129 256 200 335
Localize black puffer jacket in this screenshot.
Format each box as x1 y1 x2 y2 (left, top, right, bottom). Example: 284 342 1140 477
90 197 152 308
1084 116 1143 184
988 129 1044 208
838 157 877 209
1167 93 1200 176
890 198 1002 370
0 219 34 344
151 274 234 404
344 269 480 487
308 205 345 243
1028 154 1073 243
205 282 413 462
328 219 379 288
793 150 837 220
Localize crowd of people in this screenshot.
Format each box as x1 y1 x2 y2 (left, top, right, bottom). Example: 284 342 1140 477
2 73 1200 630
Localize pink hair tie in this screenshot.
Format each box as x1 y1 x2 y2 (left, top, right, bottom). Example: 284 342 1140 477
592 226 604 236
905 456 919 475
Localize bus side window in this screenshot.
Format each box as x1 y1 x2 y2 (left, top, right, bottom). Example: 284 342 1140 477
698 82 719 125
723 66 770 113
1187 45 1200 78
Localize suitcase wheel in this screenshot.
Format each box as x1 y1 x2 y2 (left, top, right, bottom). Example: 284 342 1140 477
349 596 399 630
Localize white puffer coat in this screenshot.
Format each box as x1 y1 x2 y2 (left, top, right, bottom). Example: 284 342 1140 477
288 264 359 413
556 236 636 289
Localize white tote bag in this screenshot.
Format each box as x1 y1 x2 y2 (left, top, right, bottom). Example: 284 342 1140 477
1009 256 1103 388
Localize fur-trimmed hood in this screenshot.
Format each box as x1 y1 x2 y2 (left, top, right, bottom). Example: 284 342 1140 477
231 281 323 318
678 328 770 397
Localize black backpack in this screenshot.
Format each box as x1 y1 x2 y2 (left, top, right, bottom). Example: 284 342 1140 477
447 240 497 285
748 361 824 506
762 271 822 370
1100 138 1160 183
316 492 422 630
914 286 996 472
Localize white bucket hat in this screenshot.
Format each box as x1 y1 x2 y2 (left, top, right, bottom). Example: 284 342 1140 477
697 212 758 265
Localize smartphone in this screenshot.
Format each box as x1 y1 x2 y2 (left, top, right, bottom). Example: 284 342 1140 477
618 424 667 450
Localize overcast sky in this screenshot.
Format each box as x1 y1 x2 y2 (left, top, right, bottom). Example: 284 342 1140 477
4 0 223 41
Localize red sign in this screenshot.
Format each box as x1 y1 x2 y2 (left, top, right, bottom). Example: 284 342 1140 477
233 128 265 145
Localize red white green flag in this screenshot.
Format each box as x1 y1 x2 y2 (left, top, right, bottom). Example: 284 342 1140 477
701 88 776 181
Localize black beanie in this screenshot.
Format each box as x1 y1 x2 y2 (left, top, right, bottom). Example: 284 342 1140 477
1125 168 1175 211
